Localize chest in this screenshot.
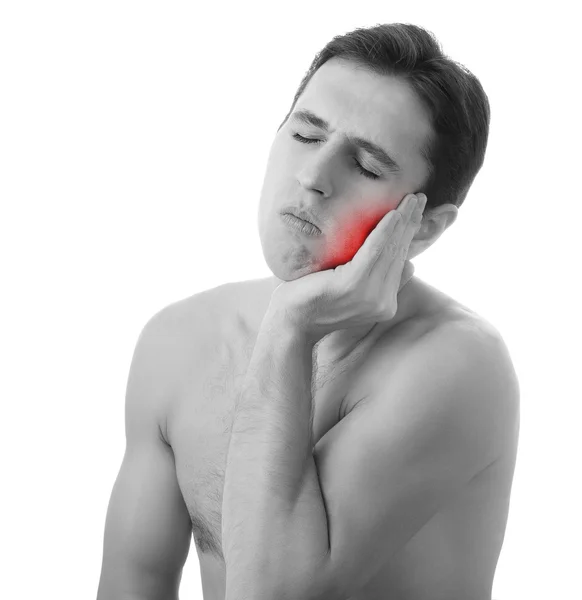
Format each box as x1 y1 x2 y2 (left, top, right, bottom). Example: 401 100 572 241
166 316 432 561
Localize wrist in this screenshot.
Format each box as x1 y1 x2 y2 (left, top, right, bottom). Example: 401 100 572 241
263 302 320 348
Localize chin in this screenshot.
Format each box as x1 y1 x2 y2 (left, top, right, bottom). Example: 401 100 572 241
259 212 325 281
263 254 317 281
261 240 323 281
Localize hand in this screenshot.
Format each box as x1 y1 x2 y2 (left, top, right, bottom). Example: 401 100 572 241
267 193 427 343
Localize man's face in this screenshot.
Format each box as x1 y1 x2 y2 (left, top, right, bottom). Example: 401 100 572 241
258 58 433 281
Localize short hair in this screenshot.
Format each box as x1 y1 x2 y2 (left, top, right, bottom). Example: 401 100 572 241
277 23 491 211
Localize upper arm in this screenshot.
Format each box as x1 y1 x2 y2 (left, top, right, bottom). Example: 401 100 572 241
312 322 520 598
97 307 193 600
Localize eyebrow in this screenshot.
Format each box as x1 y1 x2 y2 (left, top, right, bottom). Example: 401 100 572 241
290 109 402 174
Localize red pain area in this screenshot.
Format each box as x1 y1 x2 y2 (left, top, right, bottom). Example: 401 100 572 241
319 207 396 271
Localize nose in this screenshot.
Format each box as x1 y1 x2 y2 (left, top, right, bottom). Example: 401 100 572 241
297 167 331 198
296 148 335 198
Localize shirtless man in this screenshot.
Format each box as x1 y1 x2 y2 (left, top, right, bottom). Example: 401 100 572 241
97 23 520 600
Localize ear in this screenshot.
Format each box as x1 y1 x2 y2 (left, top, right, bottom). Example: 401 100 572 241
408 203 459 260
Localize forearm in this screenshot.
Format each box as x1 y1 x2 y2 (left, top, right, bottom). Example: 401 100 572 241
221 311 330 598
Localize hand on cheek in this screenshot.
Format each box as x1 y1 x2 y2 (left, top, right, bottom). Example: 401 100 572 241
319 205 399 271
268 193 425 341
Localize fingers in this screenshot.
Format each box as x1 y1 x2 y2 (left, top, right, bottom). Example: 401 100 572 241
363 208 403 270
353 193 425 277
397 194 426 257
383 194 418 264
380 194 425 291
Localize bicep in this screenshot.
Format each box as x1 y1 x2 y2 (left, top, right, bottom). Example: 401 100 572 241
98 437 192 599
97 308 193 600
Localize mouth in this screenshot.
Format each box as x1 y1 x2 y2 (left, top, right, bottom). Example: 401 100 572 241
281 207 323 235
281 212 323 237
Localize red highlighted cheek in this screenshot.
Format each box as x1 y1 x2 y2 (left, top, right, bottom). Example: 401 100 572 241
319 207 395 270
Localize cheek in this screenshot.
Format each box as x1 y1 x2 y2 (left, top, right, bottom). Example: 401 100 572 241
318 206 396 270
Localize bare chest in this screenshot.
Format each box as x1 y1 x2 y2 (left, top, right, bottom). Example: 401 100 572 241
163 286 517 599
167 312 433 562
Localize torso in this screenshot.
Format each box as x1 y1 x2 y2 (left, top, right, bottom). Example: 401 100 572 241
164 276 519 600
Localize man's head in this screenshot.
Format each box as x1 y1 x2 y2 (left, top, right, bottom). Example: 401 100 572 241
258 23 490 281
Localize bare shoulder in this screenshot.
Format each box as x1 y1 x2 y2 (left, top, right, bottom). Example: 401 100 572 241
422 308 521 447
415 278 519 381
360 306 520 472
442 307 519 393
425 297 520 391
149 277 266 371
137 283 242 437
386 280 521 451
153 277 272 370
158 279 251 337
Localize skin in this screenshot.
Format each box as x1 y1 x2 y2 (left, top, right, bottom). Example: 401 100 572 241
258 57 459 358
218 58 517 599
221 191 430 597
258 56 458 282
268 192 426 346
219 58 512 598
97 57 519 600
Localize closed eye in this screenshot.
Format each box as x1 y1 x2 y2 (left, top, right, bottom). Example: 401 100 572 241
292 133 380 180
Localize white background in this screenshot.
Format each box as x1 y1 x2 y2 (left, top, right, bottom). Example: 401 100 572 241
1 1 580 599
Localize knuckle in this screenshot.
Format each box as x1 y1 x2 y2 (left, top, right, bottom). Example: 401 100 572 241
376 297 396 318
371 244 384 260
382 302 397 319
376 300 389 315
361 291 379 314
341 276 359 295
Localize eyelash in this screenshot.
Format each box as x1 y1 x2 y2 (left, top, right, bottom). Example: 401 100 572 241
292 133 380 180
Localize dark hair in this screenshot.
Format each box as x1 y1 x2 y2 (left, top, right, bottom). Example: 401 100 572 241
277 23 491 211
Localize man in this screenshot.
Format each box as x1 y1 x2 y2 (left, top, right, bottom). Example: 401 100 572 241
97 23 519 600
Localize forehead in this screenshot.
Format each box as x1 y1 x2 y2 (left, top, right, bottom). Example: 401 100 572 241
296 58 433 169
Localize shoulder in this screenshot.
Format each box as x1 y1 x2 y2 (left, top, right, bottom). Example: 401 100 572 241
437 309 519 395
145 277 265 377
370 302 520 459
374 312 519 466
152 276 274 361
409 277 518 385
420 302 519 404
135 282 243 436
417 311 520 453
157 279 249 334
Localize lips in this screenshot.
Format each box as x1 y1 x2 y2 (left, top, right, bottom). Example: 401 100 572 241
282 207 322 233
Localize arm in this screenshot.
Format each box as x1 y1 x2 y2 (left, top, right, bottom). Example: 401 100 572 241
222 314 519 600
221 317 328 599
97 308 192 600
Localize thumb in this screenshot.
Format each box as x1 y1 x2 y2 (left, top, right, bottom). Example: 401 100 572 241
398 260 415 293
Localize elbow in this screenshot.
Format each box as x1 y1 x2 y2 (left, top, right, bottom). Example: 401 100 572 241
224 558 338 600
97 576 180 600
